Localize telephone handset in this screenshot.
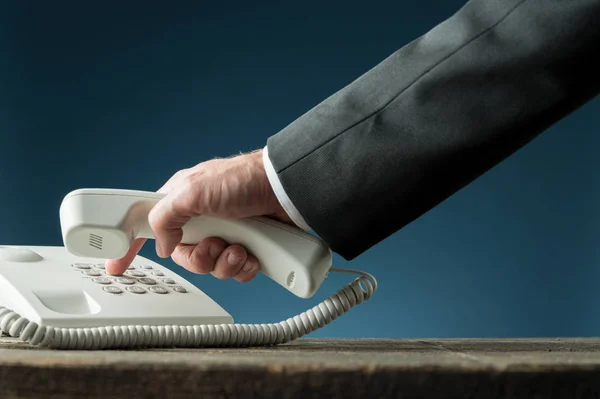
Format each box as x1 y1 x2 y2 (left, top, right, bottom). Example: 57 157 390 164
0 189 377 349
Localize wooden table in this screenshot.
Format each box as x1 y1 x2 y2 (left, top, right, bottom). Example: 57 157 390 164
2 336 600 398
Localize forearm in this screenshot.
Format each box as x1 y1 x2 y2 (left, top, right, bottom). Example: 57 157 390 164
266 0 600 259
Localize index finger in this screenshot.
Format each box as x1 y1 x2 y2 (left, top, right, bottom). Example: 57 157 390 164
105 237 147 275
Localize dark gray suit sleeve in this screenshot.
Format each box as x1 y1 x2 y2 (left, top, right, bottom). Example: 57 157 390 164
266 0 600 260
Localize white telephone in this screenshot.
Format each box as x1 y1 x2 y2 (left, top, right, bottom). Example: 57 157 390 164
0 189 376 349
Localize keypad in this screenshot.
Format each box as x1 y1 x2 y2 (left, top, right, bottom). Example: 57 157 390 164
70 261 185 296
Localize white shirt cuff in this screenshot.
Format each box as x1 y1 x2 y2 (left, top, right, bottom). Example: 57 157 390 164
262 146 311 231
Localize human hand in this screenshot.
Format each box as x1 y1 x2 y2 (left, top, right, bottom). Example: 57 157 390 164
104 149 293 282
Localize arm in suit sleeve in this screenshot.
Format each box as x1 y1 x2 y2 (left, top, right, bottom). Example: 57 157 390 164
265 0 600 260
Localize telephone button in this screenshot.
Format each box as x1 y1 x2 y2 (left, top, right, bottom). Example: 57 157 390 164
82 270 102 277
92 277 111 285
72 263 91 269
172 286 187 293
126 270 146 277
138 278 157 285
102 286 122 294
148 286 168 294
162 278 176 284
114 277 135 285
151 271 164 276
126 286 146 294
141 265 153 269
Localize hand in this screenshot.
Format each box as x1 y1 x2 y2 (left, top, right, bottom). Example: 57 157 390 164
104 149 293 282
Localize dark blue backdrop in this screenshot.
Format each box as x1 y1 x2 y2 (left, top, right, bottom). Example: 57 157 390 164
2 1 599 338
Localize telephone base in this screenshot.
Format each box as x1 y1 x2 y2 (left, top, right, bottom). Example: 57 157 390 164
0 246 376 350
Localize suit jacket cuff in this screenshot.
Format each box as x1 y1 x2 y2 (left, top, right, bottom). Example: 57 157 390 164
262 146 311 231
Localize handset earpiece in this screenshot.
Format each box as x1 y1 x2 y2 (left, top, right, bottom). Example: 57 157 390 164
59 188 332 298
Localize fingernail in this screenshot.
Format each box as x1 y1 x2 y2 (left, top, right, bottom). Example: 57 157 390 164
227 253 241 266
242 262 254 272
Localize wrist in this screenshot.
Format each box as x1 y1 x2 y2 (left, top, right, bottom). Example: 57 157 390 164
259 146 311 231
247 149 294 225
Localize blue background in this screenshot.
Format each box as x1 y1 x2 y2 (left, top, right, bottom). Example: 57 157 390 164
2 1 599 338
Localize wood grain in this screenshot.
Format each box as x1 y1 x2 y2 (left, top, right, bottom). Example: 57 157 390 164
2 337 600 398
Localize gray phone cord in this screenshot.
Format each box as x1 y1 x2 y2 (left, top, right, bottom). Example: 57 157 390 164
0 268 377 349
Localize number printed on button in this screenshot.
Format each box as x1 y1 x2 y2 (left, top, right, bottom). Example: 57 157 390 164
103 286 122 294
92 277 111 285
126 286 146 294
127 270 146 277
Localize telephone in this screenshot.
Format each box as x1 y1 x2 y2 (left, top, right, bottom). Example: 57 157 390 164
0 189 376 349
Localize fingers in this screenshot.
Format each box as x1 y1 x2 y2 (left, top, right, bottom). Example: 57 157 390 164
171 237 226 274
232 253 259 283
105 237 147 275
148 193 192 259
212 244 247 279
171 238 260 282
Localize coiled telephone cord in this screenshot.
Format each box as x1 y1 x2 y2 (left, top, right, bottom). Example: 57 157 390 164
0 268 376 350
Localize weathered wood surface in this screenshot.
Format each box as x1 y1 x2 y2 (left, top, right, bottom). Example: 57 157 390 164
2 337 600 398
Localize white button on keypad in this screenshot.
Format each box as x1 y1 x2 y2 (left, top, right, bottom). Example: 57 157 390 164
151 271 164 276
162 278 176 284
103 286 122 294
126 286 146 294
138 278 157 285
172 286 187 293
114 277 135 285
82 270 102 277
72 263 91 269
92 277 111 285
126 270 146 277
142 265 153 269
93 263 105 269
148 286 168 294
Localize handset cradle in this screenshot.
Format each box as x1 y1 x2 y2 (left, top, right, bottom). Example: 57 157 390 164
59 189 332 298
